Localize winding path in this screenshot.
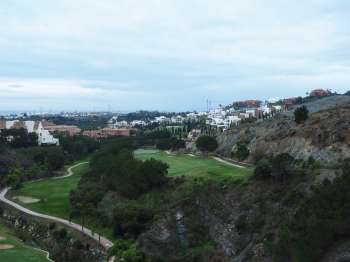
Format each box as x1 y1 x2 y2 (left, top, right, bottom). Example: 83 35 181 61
212 156 248 169
0 162 114 261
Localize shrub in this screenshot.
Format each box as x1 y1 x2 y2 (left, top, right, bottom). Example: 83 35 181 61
254 159 272 179
294 106 309 124
113 202 154 238
196 135 218 153
235 142 250 161
108 239 144 262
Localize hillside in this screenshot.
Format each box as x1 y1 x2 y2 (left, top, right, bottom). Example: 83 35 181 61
217 95 350 167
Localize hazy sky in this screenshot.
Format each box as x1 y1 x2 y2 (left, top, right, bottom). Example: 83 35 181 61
1 0 350 112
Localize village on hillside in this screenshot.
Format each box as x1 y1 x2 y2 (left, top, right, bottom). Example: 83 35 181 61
0 89 334 146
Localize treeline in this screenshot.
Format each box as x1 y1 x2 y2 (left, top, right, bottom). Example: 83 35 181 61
0 133 100 188
0 128 38 148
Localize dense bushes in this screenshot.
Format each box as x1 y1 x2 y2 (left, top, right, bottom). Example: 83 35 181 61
274 159 350 261
113 202 154 238
0 128 38 148
156 137 186 151
254 153 295 182
18 147 65 171
234 142 250 161
108 239 145 262
196 135 218 153
70 138 169 221
59 135 99 160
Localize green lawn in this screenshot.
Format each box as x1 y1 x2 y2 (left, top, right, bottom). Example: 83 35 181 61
0 222 49 262
9 162 114 240
134 149 252 181
9 162 89 219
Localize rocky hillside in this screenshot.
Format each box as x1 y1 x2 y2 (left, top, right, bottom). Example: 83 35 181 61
217 95 350 167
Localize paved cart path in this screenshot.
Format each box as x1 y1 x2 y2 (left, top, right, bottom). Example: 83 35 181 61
0 162 114 261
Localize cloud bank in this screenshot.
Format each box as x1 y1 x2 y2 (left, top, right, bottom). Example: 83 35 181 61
1 0 350 111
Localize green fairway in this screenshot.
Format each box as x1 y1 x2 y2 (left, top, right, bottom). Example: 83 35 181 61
0 222 49 262
8 162 115 240
9 162 89 219
134 149 252 181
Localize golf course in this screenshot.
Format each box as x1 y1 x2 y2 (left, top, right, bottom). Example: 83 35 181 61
134 149 252 180
0 222 49 262
10 151 252 219
5 149 252 245
8 162 89 220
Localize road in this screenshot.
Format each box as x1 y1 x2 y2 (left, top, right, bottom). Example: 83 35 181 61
0 162 114 261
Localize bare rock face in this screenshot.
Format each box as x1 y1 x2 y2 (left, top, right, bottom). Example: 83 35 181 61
217 105 350 167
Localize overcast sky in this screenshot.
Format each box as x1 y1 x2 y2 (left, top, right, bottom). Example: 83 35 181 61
1 0 350 112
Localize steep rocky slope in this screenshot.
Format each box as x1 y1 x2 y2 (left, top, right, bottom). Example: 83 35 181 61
138 174 315 262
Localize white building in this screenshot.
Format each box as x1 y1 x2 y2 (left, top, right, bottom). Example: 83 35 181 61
131 120 146 127
36 122 59 146
1 120 59 146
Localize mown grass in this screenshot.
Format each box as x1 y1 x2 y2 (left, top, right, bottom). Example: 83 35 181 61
9 162 115 240
0 222 49 262
9 162 89 219
134 149 253 181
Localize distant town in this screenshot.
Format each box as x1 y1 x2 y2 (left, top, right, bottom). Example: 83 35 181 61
0 88 336 146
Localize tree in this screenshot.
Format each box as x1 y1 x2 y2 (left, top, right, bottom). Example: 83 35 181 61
271 153 294 182
235 142 250 161
46 147 65 171
254 159 272 179
294 106 309 124
195 135 218 153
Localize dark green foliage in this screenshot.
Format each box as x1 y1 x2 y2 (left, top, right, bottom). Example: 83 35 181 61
49 222 57 230
17 146 65 172
156 137 186 151
70 139 169 218
254 159 272 179
113 202 154 238
235 142 250 161
46 147 65 171
0 128 38 148
274 159 350 261
108 239 145 262
59 135 99 160
53 228 68 241
254 153 294 182
196 135 218 152
294 106 309 124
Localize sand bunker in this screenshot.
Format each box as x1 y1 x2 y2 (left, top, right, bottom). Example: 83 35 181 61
0 244 14 250
0 236 6 241
13 196 40 204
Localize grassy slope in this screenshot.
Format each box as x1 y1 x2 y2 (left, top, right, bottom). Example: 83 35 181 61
0 223 49 262
134 149 252 181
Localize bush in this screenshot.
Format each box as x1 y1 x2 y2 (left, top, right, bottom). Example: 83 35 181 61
196 135 218 153
254 159 272 179
108 239 144 262
235 142 250 161
294 106 309 124
113 202 154 238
